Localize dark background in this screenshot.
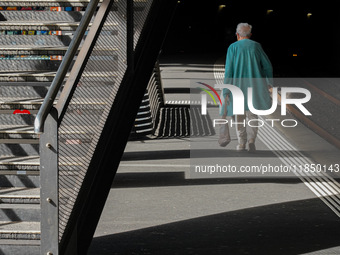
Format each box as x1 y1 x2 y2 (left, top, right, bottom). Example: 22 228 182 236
162 0 340 77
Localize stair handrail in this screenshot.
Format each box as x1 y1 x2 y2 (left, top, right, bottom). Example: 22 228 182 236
34 0 100 134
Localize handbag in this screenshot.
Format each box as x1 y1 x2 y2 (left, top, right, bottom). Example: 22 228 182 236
218 121 231 147
218 94 231 147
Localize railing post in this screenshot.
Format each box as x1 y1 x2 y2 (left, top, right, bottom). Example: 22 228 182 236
40 107 59 255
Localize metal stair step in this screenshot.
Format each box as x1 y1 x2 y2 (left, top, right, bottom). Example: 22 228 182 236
0 125 96 144
0 46 71 55
0 97 44 103
0 46 118 55
0 139 39 145
0 11 85 23
0 155 93 170
0 174 39 188
0 0 147 6
0 187 40 204
0 203 40 222
0 21 81 31
0 0 144 9
0 59 61 72
0 84 116 102
0 110 109 126
0 155 40 187
0 221 40 240
0 73 60 87
0 35 72 47
0 110 38 114
0 71 60 83
0 21 117 32
0 125 38 143
1 0 101 7
0 50 117 73
0 239 40 255
0 70 117 82
0 143 40 156
0 97 111 109
0 156 40 171
0 113 36 126
0 82 52 86
0 97 48 111
0 125 35 134
0 85 50 101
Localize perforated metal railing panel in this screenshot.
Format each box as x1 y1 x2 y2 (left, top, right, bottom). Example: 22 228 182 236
133 0 149 49
57 0 153 240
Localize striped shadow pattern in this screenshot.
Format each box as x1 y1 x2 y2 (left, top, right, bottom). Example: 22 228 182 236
153 106 215 138
213 60 340 218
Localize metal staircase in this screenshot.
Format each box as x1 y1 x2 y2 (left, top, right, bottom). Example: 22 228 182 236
0 1 178 254
0 3 82 253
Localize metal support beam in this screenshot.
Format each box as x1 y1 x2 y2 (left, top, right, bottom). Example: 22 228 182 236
40 107 59 255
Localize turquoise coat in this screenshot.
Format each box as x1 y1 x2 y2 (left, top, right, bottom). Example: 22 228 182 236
221 39 273 116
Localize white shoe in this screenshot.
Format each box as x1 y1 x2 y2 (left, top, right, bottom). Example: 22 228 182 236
236 144 246 151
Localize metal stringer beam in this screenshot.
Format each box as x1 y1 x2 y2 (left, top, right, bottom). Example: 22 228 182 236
40 107 59 255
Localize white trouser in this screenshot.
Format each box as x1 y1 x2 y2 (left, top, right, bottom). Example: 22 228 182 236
234 111 258 145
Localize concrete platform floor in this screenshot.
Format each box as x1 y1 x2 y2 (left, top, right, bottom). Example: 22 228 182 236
89 54 340 255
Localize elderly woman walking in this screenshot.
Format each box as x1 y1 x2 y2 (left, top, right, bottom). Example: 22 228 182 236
221 23 273 152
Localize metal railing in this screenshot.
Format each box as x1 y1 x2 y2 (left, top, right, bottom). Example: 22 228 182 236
34 0 100 134
34 0 178 254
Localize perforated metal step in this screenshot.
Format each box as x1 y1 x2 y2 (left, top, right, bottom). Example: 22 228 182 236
0 59 61 72
0 221 40 240
0 21 80 31
0 203 40 222
0 187 40 204
1 0 102 7
1 11 85 23
0 34 72 47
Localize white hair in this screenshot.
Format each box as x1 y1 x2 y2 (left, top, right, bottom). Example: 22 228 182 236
236 23 252 37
